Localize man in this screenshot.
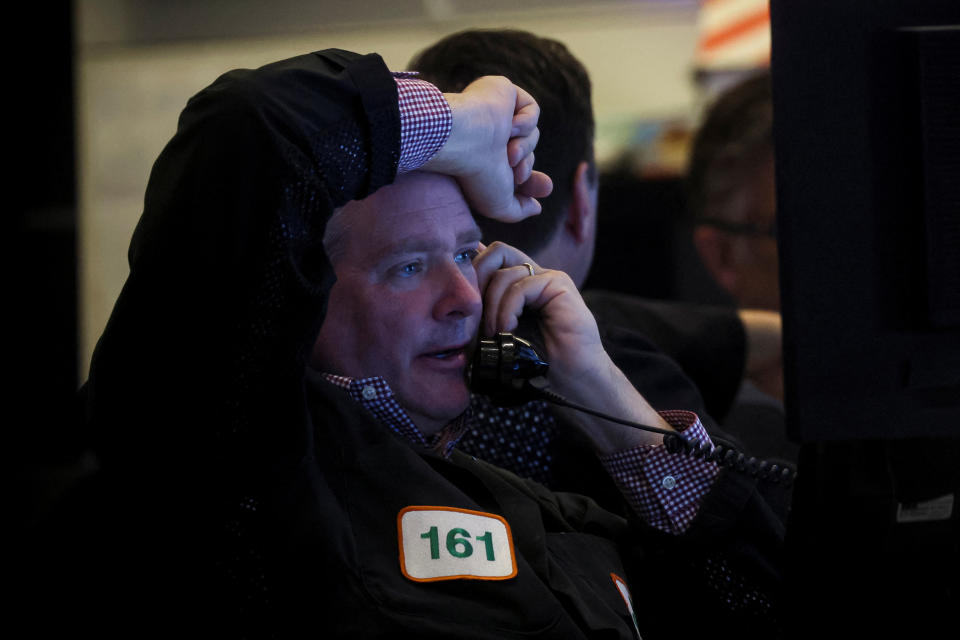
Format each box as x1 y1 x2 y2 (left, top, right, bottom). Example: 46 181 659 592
31 49 543 634
307 169 783 638
686 69 796 463
410 30 791 478
688 70 779 313
37 48 784 637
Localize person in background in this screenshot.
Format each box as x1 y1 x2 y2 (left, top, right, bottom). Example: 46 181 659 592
689 70 779 314
687 69 796 463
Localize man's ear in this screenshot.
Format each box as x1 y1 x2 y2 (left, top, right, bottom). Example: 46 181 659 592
693 225 738 294
566 161 597 244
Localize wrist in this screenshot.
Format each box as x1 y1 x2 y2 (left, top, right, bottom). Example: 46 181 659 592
394 77 452 173
551 353 670 452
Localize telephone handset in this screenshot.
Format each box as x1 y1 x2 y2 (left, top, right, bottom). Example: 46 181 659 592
468 332 549 406
468 331 796 486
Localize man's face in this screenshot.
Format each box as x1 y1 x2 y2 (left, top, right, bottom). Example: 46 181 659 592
696 152 780 311
311 172 483 435
724 156 779 310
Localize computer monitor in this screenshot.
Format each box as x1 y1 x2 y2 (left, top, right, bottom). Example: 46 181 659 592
770 0 959 635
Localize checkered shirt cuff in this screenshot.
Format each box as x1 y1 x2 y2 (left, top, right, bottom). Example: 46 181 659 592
393 75 452 174
599 411 720 535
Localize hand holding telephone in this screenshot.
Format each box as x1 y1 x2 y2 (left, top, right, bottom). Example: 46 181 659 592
468 331 796 485
471 242 795 484
468 332 548 406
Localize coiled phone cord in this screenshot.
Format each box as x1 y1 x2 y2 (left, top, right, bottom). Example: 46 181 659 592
526 376 797 486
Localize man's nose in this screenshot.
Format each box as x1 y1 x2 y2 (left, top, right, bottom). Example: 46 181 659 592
433 262 482 321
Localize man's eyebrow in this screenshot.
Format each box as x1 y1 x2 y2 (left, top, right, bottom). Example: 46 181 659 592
458 227 483 246
373 226 483 261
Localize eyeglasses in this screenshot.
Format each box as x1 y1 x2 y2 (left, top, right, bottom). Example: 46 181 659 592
698 217 777 239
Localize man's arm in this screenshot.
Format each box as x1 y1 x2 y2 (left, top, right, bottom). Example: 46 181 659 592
473 241 672 452
424 76 552 221
472 242 786 629
473 241 728 534
394 73 551 221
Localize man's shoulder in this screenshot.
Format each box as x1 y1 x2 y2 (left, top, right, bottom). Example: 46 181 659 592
582 289 746 423
583 289 738 337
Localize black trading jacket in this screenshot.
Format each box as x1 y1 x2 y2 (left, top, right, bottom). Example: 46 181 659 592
36 50 785 638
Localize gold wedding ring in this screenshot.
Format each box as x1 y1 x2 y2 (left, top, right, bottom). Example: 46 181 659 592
521 262 535 277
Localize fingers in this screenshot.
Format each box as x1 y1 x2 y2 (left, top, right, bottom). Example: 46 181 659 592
510 85 540 138
485 272 556 336
503 165 551 222
473 242 547 335
517 171 553 199
513 151 535 185
465 186 541 223
490 169 551 223
508 126 540 167
473 241 538 291
513 195 542 219
481 267 544 336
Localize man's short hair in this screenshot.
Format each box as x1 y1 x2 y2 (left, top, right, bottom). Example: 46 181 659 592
686 70 773 223
411 29 595 255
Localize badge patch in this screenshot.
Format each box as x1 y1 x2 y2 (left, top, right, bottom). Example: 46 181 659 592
398 506 517 582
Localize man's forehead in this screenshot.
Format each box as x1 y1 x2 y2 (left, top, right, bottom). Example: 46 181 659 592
335 172 480 259
366 207 481 262
369 171 467 213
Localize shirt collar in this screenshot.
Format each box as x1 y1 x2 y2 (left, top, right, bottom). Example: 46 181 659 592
319 372 467 458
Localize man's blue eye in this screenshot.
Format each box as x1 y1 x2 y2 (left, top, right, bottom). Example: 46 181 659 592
455 248 479 263
397 261 423 277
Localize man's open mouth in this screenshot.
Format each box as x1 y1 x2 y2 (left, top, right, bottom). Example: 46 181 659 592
424 346 465 359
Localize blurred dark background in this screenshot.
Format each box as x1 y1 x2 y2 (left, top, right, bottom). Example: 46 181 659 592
585 164 734 307
10 2 84 537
